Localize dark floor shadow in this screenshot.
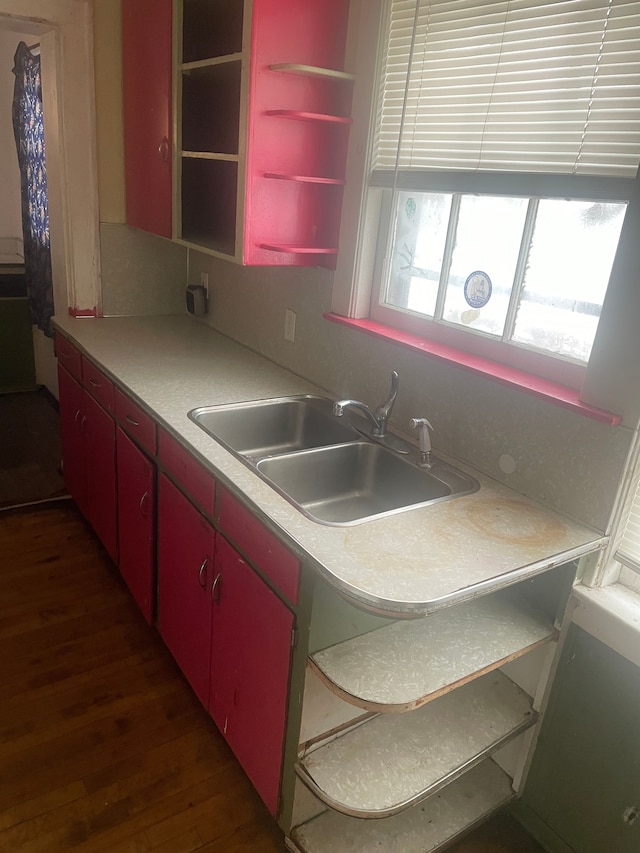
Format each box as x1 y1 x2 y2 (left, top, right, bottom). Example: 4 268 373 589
0 388 68 509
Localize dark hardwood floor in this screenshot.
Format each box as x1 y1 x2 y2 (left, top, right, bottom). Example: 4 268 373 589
0 503 545 852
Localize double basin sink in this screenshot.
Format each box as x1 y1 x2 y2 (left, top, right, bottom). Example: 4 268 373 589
189 395 479 526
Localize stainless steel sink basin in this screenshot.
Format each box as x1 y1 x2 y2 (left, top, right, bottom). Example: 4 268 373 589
256 441 478 525
189 395 359 459
188 395 479 525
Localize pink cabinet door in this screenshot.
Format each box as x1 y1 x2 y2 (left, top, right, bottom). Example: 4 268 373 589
122 0 172 237
117 428 155 624
83 392 118 563
210 535 294 816
57 364 87 513
157 475 214 707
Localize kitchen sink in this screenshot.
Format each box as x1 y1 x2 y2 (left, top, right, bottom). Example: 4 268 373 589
189 395 359 459
257 441 477 525
188 395 479 525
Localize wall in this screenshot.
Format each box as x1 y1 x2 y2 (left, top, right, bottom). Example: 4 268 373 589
93 0 125 225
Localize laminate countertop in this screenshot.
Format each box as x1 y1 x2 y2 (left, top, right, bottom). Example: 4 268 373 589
53 314 606 616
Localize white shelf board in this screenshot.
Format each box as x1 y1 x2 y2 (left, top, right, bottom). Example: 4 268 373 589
270 62 355 81
288 759 514 853
296 670 536 818
309 593 555 712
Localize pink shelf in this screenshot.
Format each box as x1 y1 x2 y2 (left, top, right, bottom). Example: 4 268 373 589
263 171 345 185
260 243 338 255
265 109 352 125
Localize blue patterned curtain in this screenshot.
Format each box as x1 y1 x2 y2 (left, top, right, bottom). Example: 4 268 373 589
12 42 53 337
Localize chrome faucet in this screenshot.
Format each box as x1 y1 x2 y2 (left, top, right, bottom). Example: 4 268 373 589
333 371 399 438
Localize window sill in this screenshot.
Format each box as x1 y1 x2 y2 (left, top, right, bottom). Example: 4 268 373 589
572 584 640 669
324 313 621 426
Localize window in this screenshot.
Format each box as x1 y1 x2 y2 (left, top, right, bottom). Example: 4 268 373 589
617 476 640 577
337 0 640 386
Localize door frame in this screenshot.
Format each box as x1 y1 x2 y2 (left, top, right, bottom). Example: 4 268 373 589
0 0 101 320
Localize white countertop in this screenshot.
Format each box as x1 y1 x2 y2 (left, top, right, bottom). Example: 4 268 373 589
53 314 607 616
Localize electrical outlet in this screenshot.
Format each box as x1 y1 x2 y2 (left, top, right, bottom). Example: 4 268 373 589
284 309 296 343
200 271 209 296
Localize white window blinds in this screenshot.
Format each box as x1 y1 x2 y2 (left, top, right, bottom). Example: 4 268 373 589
374 0 640 175
617 480 640 573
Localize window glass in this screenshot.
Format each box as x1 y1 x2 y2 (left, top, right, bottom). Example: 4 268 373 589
443 195 528 336
386 192 451 317
382 190 625 362
513 200 627 361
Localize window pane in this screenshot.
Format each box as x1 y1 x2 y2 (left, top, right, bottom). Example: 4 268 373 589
385 192 452 317
513 200 627 361
443 195 528 336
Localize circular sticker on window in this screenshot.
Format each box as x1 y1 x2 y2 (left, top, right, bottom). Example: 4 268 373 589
464 270 492 309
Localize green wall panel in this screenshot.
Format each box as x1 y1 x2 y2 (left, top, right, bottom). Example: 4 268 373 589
522 624 640 853
0 299 36 393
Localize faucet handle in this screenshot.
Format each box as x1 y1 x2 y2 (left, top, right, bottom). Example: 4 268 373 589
410 417 434 466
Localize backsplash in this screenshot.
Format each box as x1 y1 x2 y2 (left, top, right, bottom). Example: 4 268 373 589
100 224 187 317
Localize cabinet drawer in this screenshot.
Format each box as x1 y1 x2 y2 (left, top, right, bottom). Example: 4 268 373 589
218 486 300 605
115 387 157 455
81 357 115 412
158 428 215 517
55 334 82 380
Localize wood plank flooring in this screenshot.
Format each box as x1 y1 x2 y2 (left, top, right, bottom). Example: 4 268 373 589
0 503 545 852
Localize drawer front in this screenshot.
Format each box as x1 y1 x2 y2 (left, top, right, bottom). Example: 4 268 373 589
114 387 157 455
158 428 215 517
218 486 300 605
81 356 115 412
55 333 82 380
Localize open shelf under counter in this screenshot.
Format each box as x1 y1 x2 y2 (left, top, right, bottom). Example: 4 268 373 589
296 670 536 819
269 63 355 82
309 593 556 713
287 759 515 853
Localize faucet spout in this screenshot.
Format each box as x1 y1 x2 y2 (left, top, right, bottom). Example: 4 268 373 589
333 399 386 435
333 371 400 438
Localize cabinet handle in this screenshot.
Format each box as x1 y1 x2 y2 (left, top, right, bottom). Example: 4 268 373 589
158 136 170 163
74 409 81 427
211 571 221 603
59 350 71 359
88 379 101 388
80 414 87 431
198 557 208 588
125 414 140 427
139 491 150 517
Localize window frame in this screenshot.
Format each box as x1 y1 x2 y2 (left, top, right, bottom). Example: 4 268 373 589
332 0 640 395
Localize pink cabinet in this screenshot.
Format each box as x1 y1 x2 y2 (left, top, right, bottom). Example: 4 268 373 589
57 359 117 562
210 535 294 816
157 474 215 707
58 363 87 514
117 428 155 624
177 0 352 266
83 392 118 562
122 0 172 238
156 475 295 816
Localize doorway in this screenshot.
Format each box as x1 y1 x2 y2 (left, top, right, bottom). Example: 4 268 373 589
0 28 40 393
0 1 100 400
